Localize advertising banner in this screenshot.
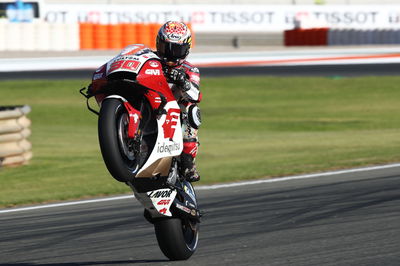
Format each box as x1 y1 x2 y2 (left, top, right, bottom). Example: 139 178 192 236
41 4 400 32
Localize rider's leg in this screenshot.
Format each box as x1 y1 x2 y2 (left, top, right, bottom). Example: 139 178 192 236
180 103 201 182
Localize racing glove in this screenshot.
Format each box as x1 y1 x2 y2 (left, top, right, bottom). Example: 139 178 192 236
168 68 191 92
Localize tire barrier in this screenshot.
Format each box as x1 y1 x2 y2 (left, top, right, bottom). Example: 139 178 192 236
0 106 32 167
285 28 400 46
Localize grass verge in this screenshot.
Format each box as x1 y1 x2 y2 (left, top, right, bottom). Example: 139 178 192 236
0 76 400 207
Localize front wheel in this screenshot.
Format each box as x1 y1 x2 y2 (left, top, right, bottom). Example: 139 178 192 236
98 98 143 182
154 218 199 260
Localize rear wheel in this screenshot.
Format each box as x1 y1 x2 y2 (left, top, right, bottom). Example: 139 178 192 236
98 98 144 182
154 218 199 260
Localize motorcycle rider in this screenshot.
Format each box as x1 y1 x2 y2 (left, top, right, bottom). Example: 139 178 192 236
91 21 201 182
155 21 201 182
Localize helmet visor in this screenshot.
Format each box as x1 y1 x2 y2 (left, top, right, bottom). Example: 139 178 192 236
158 41 190 62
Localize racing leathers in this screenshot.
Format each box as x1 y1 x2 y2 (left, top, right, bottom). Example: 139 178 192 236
164 60 202 182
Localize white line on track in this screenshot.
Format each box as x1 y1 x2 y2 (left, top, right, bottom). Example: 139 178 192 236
1 163 399 214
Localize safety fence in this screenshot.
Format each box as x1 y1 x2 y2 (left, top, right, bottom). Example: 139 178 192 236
0 21 194 51
285 28 400 46
0 106 32 167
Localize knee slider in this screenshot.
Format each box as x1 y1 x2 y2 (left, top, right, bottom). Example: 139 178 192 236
187 105 201 129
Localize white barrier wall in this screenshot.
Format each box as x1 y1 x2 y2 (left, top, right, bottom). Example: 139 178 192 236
0 21 79 51
0 106 32 167
42 4 400 32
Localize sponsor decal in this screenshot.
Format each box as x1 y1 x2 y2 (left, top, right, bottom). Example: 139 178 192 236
162 108 180 139
147 188 176 217
42 5 400 30
157 142 180 154
167 33 181 41
144 69 161 75
186 200 196 209
159 208 167 214
148 189 173 198
113 55 139 61
149 61 160 68
176 203 191 214
157 199 171 205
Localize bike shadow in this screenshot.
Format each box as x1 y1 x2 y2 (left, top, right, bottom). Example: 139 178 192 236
1 259 169 266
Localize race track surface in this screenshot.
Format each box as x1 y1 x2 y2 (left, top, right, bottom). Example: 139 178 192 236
0 63 400 80
1 166 400 266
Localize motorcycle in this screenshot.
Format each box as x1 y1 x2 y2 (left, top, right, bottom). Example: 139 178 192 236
79 44 201 260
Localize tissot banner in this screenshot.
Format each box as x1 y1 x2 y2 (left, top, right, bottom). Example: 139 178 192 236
41 5 400 32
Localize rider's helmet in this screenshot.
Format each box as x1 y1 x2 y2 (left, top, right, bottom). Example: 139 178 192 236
156 21 192 66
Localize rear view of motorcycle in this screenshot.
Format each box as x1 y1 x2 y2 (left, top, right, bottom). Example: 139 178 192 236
80 44 201 260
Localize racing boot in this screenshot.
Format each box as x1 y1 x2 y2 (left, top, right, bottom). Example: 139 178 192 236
181 152 200 182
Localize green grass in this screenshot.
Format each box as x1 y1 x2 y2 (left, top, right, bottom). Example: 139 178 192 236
1 76 400 207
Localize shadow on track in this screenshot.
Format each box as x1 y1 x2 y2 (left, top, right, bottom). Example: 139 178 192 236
2 259 168 266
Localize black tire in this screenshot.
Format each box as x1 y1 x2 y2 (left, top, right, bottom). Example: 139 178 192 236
98 98 141 182
154 218 199 260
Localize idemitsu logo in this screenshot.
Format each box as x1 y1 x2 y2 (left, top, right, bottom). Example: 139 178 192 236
157 142 181 154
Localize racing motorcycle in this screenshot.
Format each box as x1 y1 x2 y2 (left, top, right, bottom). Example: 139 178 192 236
79 44 200 260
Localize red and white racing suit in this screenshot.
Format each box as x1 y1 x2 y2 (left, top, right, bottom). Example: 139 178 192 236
166 61 202 178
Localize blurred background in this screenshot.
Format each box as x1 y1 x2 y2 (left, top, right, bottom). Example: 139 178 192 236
1 0 400 53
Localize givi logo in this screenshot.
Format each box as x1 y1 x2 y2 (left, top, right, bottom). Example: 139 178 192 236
145 69 161 75
162 108 180 139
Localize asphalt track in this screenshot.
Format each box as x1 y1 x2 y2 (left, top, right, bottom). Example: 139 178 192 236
1 166 400 266
1 63 400 80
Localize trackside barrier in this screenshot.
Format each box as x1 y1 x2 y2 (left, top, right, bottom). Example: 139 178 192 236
285 28 400 46
284 28 329 46
79 23 194 50
0 22 193 51
0 22 79 51
0 106 32 167
328 29 400 45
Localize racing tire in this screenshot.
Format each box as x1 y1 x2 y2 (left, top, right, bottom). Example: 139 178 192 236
98 98 141 182
154 218 199 261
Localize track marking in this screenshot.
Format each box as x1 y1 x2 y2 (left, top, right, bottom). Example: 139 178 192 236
1 163 400 214
0 195 134 214
195 53 400 67
196 163 400 190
